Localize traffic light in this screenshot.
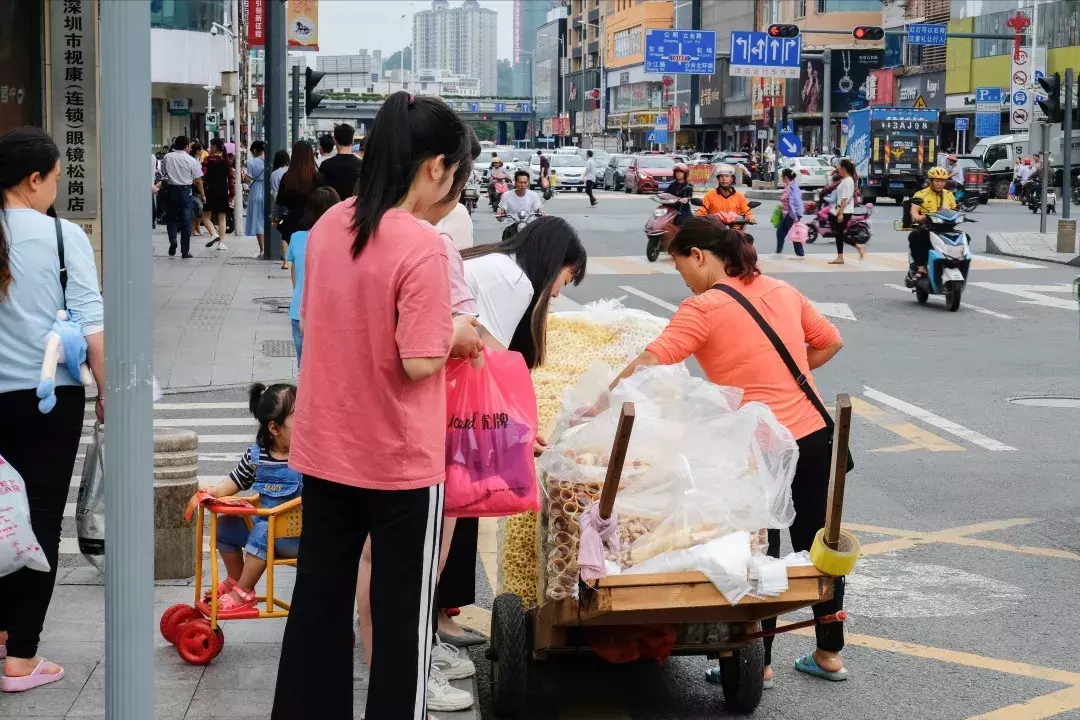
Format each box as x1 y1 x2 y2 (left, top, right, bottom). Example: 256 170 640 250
781 105 789 128
305 67 326 115
852 25 885 41
768 24 800 39
1037 72 1063 123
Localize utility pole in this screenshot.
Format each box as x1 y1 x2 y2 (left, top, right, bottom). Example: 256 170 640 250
822 48 831 155
1064 67 1073 222
231 0 243 236
291 64 300 143
1040 126 1049 233
264 0 287 261
100 1 154 717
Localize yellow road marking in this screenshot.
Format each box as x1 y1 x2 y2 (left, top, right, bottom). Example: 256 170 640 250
849 397 965 452
967 686 1080 720
858 537 925 556
842 519 1080 561
945 536 1080 561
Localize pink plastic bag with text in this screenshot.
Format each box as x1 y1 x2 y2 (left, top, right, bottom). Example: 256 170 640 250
444 350 540 518
0 453 50 577
786 221 809 244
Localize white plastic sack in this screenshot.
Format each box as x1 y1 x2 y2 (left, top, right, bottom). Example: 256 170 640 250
77 421 105 571
625 531 754 604
0 453 50 576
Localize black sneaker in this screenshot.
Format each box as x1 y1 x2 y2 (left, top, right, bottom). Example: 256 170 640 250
205 235 220 248
182 253 194 259
168 244 177 257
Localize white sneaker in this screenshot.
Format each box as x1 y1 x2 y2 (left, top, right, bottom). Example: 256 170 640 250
218 242 228 251
789 254 806 260
431 638 475 680
426 666 474 712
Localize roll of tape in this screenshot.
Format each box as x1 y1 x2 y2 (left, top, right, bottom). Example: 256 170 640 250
809 528 860 577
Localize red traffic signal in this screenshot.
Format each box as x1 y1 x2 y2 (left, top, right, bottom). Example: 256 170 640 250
768 24 800 39
852 25 885 41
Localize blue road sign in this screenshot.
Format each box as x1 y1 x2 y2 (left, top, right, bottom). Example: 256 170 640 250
974 87 1002 138
907 23 947 46
778 131 802 158
468 102 480 112
975 112 1001 138
1012 89 1028 107
975 87 1002 105
517 102 531 113
955 117 969 131
651 115 668 145
729 31 801 79
644 30 716 75
494 103 506 112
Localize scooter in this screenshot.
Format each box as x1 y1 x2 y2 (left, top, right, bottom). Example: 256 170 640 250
1026 179 1057 214
903 199 973 312
461 171 480 215
488 173 509 212
686 197 761 229
496 200 547 241
803 200 874 244
644 192 691 262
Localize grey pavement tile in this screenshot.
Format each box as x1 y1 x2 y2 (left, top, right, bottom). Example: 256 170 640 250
66 681 196 718
0 687 80 717
34 641 104 665
185 687 273 717
197 661 281 689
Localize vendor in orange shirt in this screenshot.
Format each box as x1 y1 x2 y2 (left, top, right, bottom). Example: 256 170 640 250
696 163 756 222
609 215 847 690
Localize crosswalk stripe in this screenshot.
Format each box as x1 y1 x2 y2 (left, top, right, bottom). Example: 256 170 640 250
153 402 249 410
83 417 255 428
863 386 1017 452
882 283 1015 319
79 433 251 444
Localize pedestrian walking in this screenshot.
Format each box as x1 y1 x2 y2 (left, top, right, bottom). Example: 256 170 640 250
584 149 598 207
270 91 483 720
285 186 340 365
244 140 267 258
765 140 777 183
828 158 864 264
274 141 325 269
608 215 847 689
318 123 363 201
270 149 289 194
161 135 204 258
202 137 234 251
776 168 805 258
0 127 105 693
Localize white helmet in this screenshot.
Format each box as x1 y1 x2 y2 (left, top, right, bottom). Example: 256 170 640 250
715 163 736 178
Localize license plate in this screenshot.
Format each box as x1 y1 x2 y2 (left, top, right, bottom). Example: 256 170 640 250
895 163 912 169
890 182 905 189
658 182 671 189
943 267 964 281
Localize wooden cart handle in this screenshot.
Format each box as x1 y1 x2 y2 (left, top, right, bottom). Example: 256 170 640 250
823 394 853 550
598 402 635 520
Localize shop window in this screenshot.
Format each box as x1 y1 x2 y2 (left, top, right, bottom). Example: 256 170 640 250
0 0 43 131
151 0 226 33
823 0 886 11
796 0 807 19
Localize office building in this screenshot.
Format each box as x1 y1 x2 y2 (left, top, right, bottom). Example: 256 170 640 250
317 51 384 93
513 0 559 97
413 0 498 95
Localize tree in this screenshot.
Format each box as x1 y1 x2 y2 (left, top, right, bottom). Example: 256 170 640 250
497 58 514 96
383 47 412 73
471 121 497 142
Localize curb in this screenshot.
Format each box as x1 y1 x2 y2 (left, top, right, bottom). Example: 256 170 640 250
985 233 1080 267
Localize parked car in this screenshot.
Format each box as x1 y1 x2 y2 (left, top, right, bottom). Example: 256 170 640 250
716 153 755 186
530 153 587 190
602 154 635 191
778 155 833 189
625 155 678 194
687 152 718 165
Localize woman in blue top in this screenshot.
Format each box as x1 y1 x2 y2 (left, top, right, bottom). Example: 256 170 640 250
285 186 341 366
0 127 105 693
244 140 267 258
776 168 806 257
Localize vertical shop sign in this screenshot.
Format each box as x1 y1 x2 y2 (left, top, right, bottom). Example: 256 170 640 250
287 0 319 51
50 0 98 219
248 0 265 46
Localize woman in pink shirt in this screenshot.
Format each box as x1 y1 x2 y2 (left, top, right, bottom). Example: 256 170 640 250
271 92 483 719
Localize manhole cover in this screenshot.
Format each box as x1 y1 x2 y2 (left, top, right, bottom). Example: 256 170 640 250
261 339 296 358
253 296 292 313
1007 396 1080 408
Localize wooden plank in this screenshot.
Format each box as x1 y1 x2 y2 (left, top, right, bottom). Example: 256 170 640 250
607 577 826 614
598 402 635 519
824 393 853 549
597 565 826 588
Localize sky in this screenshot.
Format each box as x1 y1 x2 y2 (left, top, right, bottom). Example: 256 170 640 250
316 0 517 61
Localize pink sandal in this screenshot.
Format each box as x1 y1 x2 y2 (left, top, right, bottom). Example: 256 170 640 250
0 658 65 693
216 586 257 618
202 577 237 600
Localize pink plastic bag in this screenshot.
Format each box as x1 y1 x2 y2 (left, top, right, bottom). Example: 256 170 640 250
786 221 809 244
0 453 50 577
444 350 540 518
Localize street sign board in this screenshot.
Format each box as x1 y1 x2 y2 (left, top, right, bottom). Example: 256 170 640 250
205 112 219 131
644 30 716 75
1010 47 1033 131
729 30 801 79
975 86 1002 138
954 117 969 131
907 23 947 46
652 114 668 145
494 103 506 112
778 131 802 157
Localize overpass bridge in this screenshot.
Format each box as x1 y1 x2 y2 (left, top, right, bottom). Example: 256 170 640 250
308 96 535 142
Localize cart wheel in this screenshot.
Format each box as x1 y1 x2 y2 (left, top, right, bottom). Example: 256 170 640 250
717 639 765 714
176 620 220 665
160 604 200 645
490 593 529 716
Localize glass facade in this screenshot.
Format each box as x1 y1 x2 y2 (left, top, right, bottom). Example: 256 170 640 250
0 0 44 131
1037 0 1080 50
150 0 225 33
821 0 885 11
974 7 1031 57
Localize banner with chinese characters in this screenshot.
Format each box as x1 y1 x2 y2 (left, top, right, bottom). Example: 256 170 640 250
287 0 319 51
248 0 265 46
50 0 98 220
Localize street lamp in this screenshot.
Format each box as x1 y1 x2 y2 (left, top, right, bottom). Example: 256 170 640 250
212 3 242 238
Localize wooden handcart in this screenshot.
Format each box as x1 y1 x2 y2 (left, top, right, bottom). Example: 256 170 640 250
490 395 855 715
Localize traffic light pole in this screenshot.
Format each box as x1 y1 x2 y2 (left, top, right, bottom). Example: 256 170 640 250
263 0 286 262
822 49 831 155
1064 68 1073 221
291 65 300 144
1040 127 1050 234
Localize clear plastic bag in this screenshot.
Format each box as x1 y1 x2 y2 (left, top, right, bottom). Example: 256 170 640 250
0 453 50 577
77 421 105 571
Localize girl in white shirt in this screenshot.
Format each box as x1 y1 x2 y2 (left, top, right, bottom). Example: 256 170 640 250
460 216 587 367
828 158 865 265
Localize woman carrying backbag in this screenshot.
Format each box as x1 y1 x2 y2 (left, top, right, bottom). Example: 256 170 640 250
609 215 849 688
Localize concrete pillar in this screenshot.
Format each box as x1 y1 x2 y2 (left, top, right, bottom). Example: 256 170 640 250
153 429 200 580
514 120 528 142
1057 218 1077 254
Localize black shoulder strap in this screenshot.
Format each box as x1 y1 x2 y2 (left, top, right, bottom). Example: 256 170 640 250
711 283 833 430
55 217 68 309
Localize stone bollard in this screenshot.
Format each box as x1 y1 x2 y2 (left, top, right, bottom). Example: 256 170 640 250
153 428 199 580
1057 218 1077 254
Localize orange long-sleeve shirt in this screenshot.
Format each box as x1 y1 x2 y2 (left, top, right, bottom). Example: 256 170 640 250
645 275 841 440
696 188 755 222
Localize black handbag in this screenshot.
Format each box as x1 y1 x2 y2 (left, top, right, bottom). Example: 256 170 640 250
711 283 854 472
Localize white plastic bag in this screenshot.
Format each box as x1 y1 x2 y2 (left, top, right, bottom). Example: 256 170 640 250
0 453 50 576
77 421 105 571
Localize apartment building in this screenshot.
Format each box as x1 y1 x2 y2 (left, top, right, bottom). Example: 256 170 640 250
413 0 498 96
602 0 674 148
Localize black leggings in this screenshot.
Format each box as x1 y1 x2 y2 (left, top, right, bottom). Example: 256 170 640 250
908 229 931 267
438 518 478 610
273 477 444 719
0 387 85 659
830 213 858 254
761 426 846 667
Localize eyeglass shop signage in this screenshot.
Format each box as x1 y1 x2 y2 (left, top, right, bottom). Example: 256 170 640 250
50 0 98 220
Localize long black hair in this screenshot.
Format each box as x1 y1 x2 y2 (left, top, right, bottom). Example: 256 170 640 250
300 186 341 230
460 216 587 368
350 92 471 258
438 126 481 206
249 382 297 451
0 127 60 300
280 140 319 197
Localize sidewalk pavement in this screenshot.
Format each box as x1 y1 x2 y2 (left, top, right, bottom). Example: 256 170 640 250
5 565 479 719
985 231 1080 266
152 229 297 391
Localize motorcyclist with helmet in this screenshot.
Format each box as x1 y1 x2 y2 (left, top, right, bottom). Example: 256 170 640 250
696 163 755 223
907 166 957 279
487 156 509 209
666 163 694 226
